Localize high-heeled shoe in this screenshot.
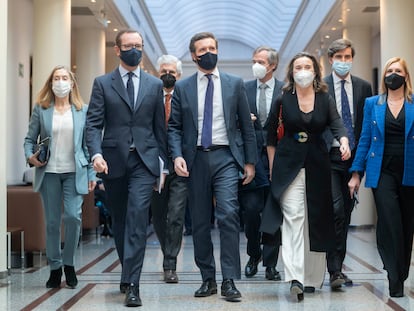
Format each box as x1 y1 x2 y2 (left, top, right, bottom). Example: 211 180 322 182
290 280 304 301
64 265 78 289
46 267 62 288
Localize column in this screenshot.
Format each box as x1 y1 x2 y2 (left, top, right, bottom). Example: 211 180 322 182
32 0 71 103
74 27 106 103
380 0 414 70
0 0 8 279
343 26 372 84
343 26 376 226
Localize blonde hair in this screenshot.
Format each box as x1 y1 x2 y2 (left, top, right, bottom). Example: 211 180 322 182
35 65 84 110
380 57 413 102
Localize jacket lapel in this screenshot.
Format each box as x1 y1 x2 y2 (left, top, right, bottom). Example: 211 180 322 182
375 96 386 138
111 69 131 110
405 101 414 139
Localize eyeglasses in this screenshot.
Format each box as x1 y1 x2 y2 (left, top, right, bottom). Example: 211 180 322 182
120 44 143 51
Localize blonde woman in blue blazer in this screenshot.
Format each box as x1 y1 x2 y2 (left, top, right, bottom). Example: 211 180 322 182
349 57 414 298
24 65 96 289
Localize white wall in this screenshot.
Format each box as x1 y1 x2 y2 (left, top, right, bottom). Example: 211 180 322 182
7 0 33 185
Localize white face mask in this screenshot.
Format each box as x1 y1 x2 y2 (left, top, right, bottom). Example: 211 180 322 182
252 62 267 79
52 80 72 98
293 70 315 88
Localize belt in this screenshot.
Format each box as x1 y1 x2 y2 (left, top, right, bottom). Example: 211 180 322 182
197 145 228 152
129 147 136 152
290 131 309 143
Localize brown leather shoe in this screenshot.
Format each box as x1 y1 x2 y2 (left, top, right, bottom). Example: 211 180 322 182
164 270 179 283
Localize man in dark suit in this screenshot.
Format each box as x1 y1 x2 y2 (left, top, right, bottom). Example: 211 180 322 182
86 29 168 307
168 32 256 302
151 54 188 284
240 46 283 281
323 38 372 289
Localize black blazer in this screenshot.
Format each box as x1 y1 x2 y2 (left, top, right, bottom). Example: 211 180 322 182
323 74 373 148
261 91 347 251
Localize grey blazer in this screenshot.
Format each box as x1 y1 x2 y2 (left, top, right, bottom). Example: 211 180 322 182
24 103 96 193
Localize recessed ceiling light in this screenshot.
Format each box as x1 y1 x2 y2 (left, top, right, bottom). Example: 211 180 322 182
91 0 96 3
107 20 111 24
113 28 118 32
338 19 343 23
325 35 330 39
331 27 337 31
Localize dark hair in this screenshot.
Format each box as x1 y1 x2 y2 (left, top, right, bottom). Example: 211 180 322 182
115 29 143 47
283 52 327 93
327 38 355 58
189 32 218 53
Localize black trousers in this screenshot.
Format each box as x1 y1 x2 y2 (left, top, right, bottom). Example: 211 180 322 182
327 148 354 274
151 172 188 270
239 186 280 267
372 156 414 285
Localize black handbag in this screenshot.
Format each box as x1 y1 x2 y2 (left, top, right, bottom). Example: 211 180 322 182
35 137 50 163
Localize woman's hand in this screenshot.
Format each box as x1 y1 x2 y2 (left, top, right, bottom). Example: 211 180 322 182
339 137 351 161
348 172 361 199
27 151 47 167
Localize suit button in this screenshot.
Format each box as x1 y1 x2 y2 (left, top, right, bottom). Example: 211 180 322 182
370 152 375 157
372 120 377 125
373 137 377 141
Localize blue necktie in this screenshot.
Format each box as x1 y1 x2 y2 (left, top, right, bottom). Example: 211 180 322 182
201 74 214 149
127 72 135 109
341 80 355 150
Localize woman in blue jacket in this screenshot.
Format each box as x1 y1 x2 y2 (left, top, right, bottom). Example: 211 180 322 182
349 57 414 297
24 65 96 289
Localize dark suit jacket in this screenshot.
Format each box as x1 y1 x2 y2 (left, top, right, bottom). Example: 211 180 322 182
261 91 347 251
168 71 257 171
323 74 373 149
244 78 284 188
86 68 167 179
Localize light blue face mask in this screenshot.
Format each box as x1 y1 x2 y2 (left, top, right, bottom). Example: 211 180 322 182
332 61 352 77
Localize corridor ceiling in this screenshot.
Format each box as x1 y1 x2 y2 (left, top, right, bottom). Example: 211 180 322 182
144 0 302 60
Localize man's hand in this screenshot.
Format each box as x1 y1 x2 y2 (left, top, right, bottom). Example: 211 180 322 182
93 156 108 174
174 156 189 177
241 163 255 185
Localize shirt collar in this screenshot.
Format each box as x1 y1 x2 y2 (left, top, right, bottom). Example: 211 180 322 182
119 65 141 79
332 71 351 84
197 68 219 81
256 77 275 89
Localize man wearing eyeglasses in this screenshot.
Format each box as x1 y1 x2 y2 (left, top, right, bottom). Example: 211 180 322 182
86 29 168 308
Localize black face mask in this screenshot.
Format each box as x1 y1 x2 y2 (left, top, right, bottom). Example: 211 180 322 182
160 73 176 89
195 52 218 71
120 49 142 67
384 73 405 90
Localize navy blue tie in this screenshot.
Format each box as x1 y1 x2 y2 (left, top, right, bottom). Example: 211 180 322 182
341 80 355 150
201 74 214 149
127 72 135 109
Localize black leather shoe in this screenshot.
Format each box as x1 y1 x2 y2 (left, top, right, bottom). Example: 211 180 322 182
265 266 281 281
340 272 353 286
120 282 129 294
46 267 62 288
194 280 217 297
124 283 142 307
164 270 179 283
304 286 315 293
244 256 262 277
221 279 241 301
64 265 78 289
330 272 345 289
290 280 304 301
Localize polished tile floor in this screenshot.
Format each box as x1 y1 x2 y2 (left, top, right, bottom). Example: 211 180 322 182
1 226 413 310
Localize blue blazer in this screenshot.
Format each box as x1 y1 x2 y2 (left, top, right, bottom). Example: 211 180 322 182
350 94 414 187
168 71 257 171
24 103 96 193
244 78 284 188
86 68 167 179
